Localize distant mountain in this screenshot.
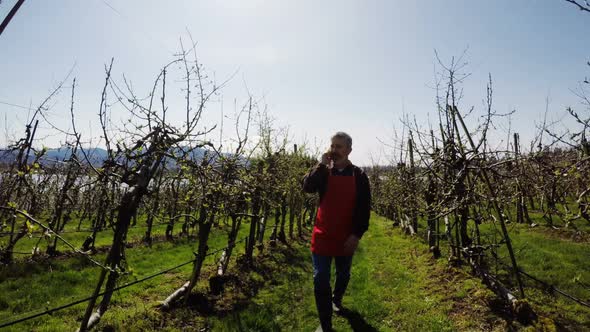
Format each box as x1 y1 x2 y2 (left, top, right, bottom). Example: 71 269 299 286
46 147 110 165
0 146 245 167
0 147 109 166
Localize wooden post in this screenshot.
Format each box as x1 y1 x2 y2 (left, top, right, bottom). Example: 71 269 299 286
408 134 418 233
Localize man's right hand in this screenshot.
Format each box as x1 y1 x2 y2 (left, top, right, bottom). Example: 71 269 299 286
320 151 331 166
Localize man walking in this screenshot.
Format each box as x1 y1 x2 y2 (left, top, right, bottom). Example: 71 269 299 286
303 132 371 332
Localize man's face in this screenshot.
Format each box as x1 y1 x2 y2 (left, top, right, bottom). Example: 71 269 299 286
330 137 352 163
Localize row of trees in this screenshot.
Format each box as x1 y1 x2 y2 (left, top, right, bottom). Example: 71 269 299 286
0 45 319 331
369 52 589 321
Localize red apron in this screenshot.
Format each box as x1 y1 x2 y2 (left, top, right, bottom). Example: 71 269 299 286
311 170 356 256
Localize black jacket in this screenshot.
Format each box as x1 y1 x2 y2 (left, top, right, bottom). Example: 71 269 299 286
302 162 371 238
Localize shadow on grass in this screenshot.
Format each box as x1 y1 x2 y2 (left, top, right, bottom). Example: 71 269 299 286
153 237 319 331
177 238 312 317
339 308 378 332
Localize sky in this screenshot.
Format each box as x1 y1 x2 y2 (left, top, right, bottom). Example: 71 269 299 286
1 0 589 165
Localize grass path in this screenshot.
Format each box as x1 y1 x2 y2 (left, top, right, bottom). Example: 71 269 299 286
210 214 510 332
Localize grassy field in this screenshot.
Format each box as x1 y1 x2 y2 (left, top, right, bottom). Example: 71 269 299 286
210 215 475 332
207 214 590 332
1 214 182 256
1 213 589 331
486 218 590 331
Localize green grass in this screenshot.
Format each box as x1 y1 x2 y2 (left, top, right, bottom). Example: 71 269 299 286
203 214 499 332
0 239 196 331
411 207 590 330
1 213 589 331
0 213 179 256
0 214 278 331
490 223 590 330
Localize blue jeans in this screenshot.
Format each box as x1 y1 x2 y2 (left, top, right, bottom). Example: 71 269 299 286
312 253 353 329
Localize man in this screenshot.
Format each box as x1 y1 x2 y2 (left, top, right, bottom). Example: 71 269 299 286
303 132 371 332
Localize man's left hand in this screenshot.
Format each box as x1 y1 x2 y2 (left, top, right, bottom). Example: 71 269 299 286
343 235 360 255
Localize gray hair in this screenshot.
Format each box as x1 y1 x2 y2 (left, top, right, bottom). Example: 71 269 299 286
331 131 352 148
